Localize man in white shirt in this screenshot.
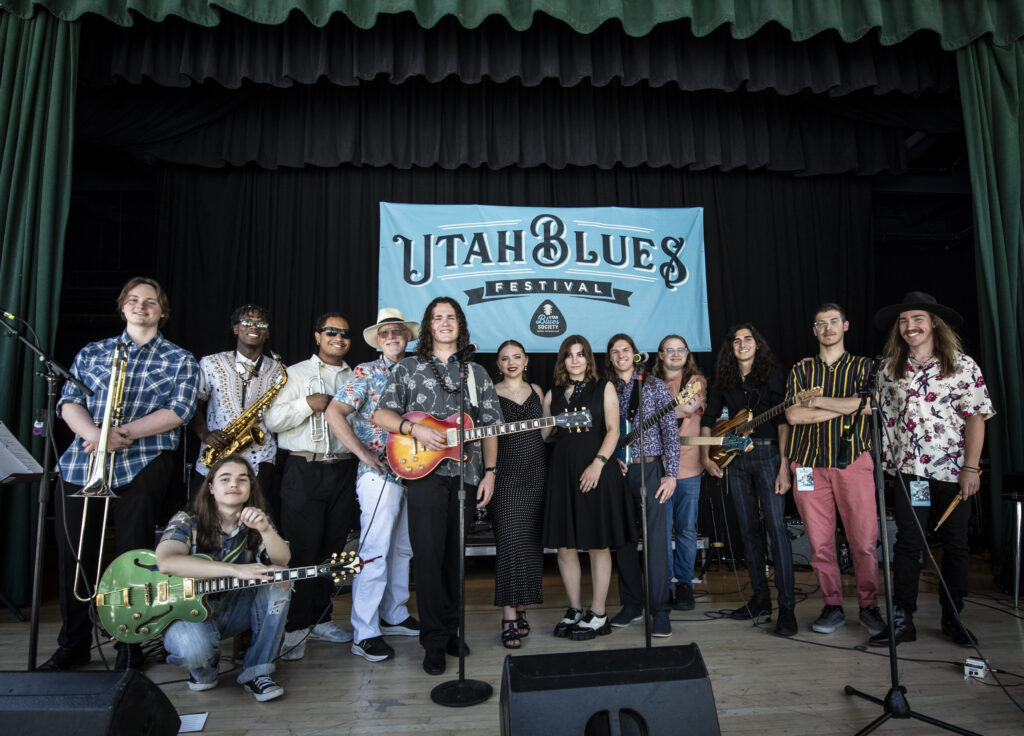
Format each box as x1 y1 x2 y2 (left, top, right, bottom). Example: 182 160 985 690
265 312 358 659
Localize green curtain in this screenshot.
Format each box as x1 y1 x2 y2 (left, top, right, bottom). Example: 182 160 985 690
957 38 1024 557
0 9 77 603
1 0 1023 46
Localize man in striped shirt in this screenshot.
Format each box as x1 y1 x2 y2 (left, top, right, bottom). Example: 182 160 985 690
785 302 884 638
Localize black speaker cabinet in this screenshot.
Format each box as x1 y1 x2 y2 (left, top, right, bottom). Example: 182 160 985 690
500 643 720 736
0 670 180 736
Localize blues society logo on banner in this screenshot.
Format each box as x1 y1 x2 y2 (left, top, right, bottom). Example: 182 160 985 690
378 203 711 353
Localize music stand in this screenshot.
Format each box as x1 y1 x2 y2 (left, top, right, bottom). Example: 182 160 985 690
430 353 492 708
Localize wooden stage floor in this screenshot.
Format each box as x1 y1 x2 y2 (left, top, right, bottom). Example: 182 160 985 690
2 555 1023 735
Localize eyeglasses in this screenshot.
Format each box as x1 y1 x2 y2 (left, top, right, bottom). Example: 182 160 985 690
812 317 843 331
661 347 688 355
318 327 351 338
237 319 269 330
377 327 405 339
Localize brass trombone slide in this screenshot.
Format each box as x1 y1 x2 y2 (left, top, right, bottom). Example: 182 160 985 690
72 342 128 603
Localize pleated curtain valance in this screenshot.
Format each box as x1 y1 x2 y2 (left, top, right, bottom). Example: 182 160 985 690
77 12 958 95
4 0 1024 48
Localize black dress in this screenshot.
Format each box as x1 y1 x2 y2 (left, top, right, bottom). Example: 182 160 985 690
493 391 547 607
542 380 634 550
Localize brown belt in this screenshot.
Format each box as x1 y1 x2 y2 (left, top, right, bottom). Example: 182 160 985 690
630 455 663 465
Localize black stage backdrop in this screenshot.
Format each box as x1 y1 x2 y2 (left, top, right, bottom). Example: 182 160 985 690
153 163 873 379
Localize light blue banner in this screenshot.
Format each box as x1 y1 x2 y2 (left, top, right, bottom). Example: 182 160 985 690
378 203 710 353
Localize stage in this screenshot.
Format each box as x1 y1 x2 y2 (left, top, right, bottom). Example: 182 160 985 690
2 555 1021 735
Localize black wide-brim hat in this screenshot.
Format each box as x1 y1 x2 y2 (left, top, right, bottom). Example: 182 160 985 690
873 291 963 331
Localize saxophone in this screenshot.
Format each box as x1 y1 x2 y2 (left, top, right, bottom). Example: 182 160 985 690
199 353 288 467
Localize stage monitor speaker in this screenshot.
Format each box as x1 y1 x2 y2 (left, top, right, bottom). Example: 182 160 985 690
500 643 720 736
0 670 180 736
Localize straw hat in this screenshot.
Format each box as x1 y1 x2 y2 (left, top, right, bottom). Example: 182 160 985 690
363 308 420 349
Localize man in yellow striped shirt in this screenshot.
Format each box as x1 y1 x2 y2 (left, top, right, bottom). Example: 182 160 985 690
785 302 883 638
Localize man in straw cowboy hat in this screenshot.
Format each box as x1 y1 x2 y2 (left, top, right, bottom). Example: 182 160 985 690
325 308 422 662
869 292 994 648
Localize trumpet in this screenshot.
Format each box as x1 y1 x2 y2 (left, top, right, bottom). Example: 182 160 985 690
307 374 329 445
73 342 128 602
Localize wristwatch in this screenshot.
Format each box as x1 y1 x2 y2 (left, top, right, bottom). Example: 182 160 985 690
485 466 498 475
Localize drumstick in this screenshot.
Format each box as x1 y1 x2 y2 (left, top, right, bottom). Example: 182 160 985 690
934 492 962 531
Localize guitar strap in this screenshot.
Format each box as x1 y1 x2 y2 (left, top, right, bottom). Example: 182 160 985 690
627 375 642 422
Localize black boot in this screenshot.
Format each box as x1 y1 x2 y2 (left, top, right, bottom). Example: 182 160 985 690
730 594 771 620
869 606 917 647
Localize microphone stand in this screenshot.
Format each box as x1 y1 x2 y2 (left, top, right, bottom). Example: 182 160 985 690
431 353 491 707
2 316 91 670
634 367 653 649
843 363 977 735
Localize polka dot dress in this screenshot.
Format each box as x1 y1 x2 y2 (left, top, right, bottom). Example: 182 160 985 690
492 392 547 607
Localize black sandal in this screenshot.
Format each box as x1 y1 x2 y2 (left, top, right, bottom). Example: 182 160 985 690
516 611 530 638
501 619 521 649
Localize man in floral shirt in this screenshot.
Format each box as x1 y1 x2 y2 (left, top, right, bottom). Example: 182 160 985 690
871 292 994 648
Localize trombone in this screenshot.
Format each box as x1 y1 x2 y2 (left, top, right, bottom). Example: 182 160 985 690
72 342 128 602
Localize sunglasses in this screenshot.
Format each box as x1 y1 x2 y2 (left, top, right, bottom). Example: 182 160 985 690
318 327 351 338
237 319 269 330
377 326 406 339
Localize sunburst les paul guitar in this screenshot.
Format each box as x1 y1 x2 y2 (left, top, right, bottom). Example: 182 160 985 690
95 549 360 643
615 381 753 463
708 387 823 469
387 409 591 481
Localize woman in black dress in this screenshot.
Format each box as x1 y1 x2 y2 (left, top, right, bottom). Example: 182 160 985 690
492 340 548 648
542 335 632 640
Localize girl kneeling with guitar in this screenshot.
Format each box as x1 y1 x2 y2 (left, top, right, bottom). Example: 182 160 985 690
157 455 292 701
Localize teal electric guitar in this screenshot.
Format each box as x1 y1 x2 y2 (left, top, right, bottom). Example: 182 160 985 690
95 549 360 643
615 382 702 464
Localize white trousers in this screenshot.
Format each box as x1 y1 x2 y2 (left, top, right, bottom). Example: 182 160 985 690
349 471 413 642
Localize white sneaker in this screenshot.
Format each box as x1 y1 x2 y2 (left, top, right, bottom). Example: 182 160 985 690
309 620 353 643
279 628 309 661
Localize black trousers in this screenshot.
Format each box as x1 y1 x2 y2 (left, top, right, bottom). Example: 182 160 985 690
405 472 475 651
891 473 970 617
54 451 174 651
279 454 358 631
616 461 671 617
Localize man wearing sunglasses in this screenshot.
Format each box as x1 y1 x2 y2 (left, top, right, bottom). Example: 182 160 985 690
785 303 883 639
265 312 359 659
188 304 284 520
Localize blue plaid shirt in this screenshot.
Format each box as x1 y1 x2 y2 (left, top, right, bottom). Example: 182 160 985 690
57 330 199 487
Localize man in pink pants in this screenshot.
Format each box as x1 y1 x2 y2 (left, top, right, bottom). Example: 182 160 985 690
785 302 884 637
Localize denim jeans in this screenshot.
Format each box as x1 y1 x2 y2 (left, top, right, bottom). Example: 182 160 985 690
164 582 292 685
666 474 702 585
727 444 795 609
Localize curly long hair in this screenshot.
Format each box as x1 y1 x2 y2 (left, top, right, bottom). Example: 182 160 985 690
190 456 268 554
652 334 701 385
553 335 599 387
416 296 470 362
882 312 962 380
713 323 779 390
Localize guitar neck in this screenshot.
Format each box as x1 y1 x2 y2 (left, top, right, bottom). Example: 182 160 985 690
735 397 795 435
458 416 559 443
623 398 682 446
193 564 322 596
679 436 727 446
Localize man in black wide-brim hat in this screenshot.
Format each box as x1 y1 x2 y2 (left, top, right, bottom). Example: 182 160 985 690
870 291 995 648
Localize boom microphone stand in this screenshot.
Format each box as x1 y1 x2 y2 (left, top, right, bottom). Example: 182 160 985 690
2 313 91 670
431 351 491 707
633 359 653 649
843 361 977 735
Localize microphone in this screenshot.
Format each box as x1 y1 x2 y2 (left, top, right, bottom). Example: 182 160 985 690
633 352 649 364
450 342 480 362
